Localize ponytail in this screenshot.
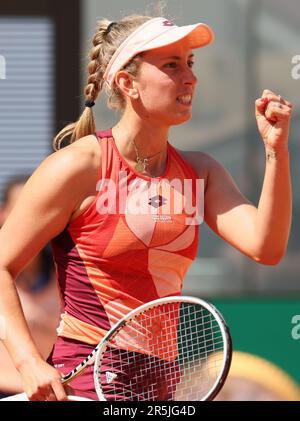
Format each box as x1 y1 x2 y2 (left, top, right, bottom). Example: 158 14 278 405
52 15 152 151
52 106 97 151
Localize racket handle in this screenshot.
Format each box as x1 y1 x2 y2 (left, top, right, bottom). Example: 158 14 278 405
67 395 94 401
0 392 28 401
0 392 93 401
61 346 98 385
61 367 86 385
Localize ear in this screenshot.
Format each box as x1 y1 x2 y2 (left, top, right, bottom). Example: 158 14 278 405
115 70 139 100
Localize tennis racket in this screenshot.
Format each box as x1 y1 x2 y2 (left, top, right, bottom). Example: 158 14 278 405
0 393 93 401
61 295 232 401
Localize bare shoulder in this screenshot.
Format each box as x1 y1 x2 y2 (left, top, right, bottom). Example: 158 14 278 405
33 134 100 196
0 135 101 276
173 148 220 187
46 134 100 174
43 134 101 217
15 133 101 223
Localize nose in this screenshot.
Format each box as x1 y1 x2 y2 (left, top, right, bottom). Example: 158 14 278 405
183 67 197 86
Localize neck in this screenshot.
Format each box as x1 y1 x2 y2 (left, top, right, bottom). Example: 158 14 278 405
112 110 170 176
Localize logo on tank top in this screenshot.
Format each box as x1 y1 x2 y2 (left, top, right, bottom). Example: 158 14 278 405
96 171 204 226
148 195 167 209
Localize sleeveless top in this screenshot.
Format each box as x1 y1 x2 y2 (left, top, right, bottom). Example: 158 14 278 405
51 129 202 345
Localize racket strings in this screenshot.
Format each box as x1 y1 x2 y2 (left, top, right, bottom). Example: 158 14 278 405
96 302 226 401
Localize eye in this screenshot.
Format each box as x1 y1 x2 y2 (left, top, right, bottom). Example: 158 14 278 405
188 60 195 68
164 62 177 68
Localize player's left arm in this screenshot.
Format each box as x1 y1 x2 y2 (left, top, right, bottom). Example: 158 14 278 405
188 90 292 265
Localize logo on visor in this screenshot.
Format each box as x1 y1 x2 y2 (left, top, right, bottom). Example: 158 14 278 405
163 20 175 27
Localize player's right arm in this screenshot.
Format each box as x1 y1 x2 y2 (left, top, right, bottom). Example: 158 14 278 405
0 135 99 400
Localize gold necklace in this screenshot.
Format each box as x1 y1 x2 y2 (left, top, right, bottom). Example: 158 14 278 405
132 139 164 173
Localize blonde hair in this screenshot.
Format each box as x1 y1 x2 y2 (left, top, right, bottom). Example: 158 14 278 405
53 15 153 151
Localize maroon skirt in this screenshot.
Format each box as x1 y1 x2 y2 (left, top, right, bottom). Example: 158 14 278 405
47 336 180 401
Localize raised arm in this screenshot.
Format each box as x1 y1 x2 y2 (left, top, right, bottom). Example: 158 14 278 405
0 136 99 400
185 90 292 265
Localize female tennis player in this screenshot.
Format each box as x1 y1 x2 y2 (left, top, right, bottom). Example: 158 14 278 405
0 14 292 401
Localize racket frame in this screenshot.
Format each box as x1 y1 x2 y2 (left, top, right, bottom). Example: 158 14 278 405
92 295 232 401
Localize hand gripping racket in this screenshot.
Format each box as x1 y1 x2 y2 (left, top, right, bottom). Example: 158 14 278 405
61 296 232 401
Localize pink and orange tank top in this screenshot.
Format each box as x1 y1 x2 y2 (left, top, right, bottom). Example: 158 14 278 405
51 129 202 345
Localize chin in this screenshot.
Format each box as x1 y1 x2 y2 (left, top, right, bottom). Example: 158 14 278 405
151 109 192 127
171 113 192 126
